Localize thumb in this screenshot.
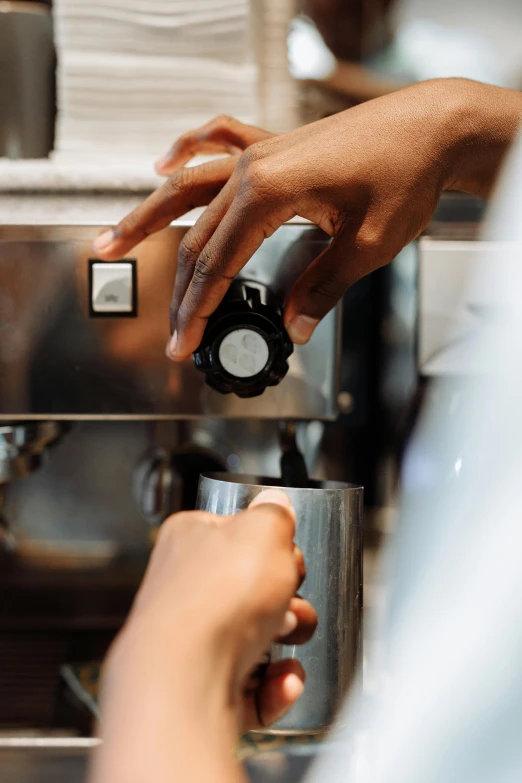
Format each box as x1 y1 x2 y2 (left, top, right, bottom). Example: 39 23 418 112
246 489 296 542
283 227 381 345
248 489 295 518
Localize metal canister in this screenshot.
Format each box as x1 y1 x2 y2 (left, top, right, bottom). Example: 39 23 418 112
0 2 55 159
196 473 363 734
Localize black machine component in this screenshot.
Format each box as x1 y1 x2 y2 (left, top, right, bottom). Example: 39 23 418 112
193 280 293 398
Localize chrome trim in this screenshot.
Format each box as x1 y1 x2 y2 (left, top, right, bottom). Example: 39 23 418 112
0 738 100 749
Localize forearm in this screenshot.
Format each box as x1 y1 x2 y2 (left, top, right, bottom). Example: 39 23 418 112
89 623 245 783
442 79 522 198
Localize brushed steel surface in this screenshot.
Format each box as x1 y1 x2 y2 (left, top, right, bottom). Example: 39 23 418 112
0 224 339 420
196 473 363 734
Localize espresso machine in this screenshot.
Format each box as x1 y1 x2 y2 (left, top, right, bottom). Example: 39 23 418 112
0 200 350 734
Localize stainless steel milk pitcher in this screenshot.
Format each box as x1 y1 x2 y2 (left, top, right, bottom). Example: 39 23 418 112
196 473 363 734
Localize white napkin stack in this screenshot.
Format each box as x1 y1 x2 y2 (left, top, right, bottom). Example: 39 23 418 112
251 0 299 135
52 0 266 164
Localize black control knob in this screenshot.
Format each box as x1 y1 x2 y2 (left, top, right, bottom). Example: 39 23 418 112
193 280 293 398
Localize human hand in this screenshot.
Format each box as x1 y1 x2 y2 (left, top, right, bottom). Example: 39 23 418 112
93 115 273 260
94 79 522 361
106 489 316 734
154 115 275 177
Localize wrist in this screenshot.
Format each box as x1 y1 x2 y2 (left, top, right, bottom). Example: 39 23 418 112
106 615 236 729
439 78 522 197
92 617 243 783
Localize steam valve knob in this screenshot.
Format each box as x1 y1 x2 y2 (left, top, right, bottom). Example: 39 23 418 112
192 280 293 398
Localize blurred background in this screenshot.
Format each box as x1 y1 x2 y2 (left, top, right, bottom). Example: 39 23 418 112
2 0 521 519
1 1 522 780
2 0 522 161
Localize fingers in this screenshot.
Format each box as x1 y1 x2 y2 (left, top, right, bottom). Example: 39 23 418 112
245 492 316 645
172 192 294 359
277 596 317 646
92 157 237 260
284 221 396 345
293 545 306 589
167 179 237 339
243 659 305 731
245 491 315 643
161 143 293 360
194 498 315 644
277 609 299 638
282 231 352 345
155 115 275 175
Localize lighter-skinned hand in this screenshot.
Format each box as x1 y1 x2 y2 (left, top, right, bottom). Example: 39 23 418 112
107 489 317 733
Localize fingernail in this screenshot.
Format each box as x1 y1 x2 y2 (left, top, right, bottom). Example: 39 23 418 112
166 330 178 360
286 315 319 345
250 489 295 516
154 155 169 173
93 229 114 252
284 673 304 701
279 610 298 638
